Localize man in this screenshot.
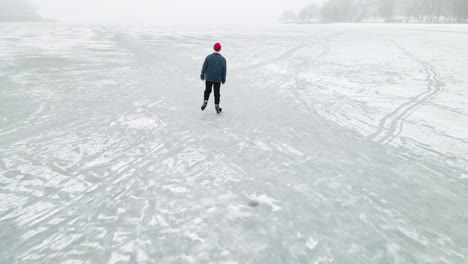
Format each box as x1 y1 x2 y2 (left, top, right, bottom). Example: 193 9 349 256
200 42 227 114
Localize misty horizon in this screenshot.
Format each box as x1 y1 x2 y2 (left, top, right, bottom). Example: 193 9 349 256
2 0 466 26
29 0 323 26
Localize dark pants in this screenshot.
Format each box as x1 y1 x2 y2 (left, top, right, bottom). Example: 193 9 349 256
204 81 221 105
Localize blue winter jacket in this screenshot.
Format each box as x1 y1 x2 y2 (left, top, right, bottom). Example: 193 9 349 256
201 53 227 83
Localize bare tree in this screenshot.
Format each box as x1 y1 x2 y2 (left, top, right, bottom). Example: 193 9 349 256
355 0 375 22
399 0 414 22
378 0 396 22
415 0 448 23
429 0 445 23
279 11 298 24
321 0 359 22
298 4 320 23
451 0 468 22
398 0 426 23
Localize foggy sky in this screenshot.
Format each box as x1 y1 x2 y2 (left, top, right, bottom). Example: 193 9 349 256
32 0 324 26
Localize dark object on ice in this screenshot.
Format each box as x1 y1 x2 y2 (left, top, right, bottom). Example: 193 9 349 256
215 105 223 114
248 201 259 207
201 101 207 111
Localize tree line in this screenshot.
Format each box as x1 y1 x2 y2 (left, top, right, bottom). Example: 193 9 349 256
280 0 468 24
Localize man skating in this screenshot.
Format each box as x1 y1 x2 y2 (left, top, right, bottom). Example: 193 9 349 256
200 42 227 114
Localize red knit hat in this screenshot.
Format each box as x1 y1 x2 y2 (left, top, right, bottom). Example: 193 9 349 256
213 42 221 51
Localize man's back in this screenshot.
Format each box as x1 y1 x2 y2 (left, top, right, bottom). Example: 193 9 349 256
201 53 227 84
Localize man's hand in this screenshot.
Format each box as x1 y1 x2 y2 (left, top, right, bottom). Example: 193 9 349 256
222 80 226 85
200 74 205 81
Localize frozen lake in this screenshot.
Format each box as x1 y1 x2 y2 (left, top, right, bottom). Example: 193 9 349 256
1 23 468 263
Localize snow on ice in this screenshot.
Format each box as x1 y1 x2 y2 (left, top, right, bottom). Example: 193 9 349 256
0 23 467 263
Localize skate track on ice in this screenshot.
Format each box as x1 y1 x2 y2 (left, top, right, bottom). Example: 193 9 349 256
367 42 444 145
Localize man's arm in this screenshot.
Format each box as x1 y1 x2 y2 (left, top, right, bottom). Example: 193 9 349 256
222 58 227 84
201 57 208 80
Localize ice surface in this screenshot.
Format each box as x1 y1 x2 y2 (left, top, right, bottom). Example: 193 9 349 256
0 23 468 263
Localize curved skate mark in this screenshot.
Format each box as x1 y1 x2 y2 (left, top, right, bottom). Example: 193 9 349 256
240 42 318 72
289 43 330 116
426 40 468 53
266 43 330 93
410 28 468 35
273 33 336 88
0 101 50 137
5 140 169 234
238 32 343 73
0 126 169 226
367 42 443 145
